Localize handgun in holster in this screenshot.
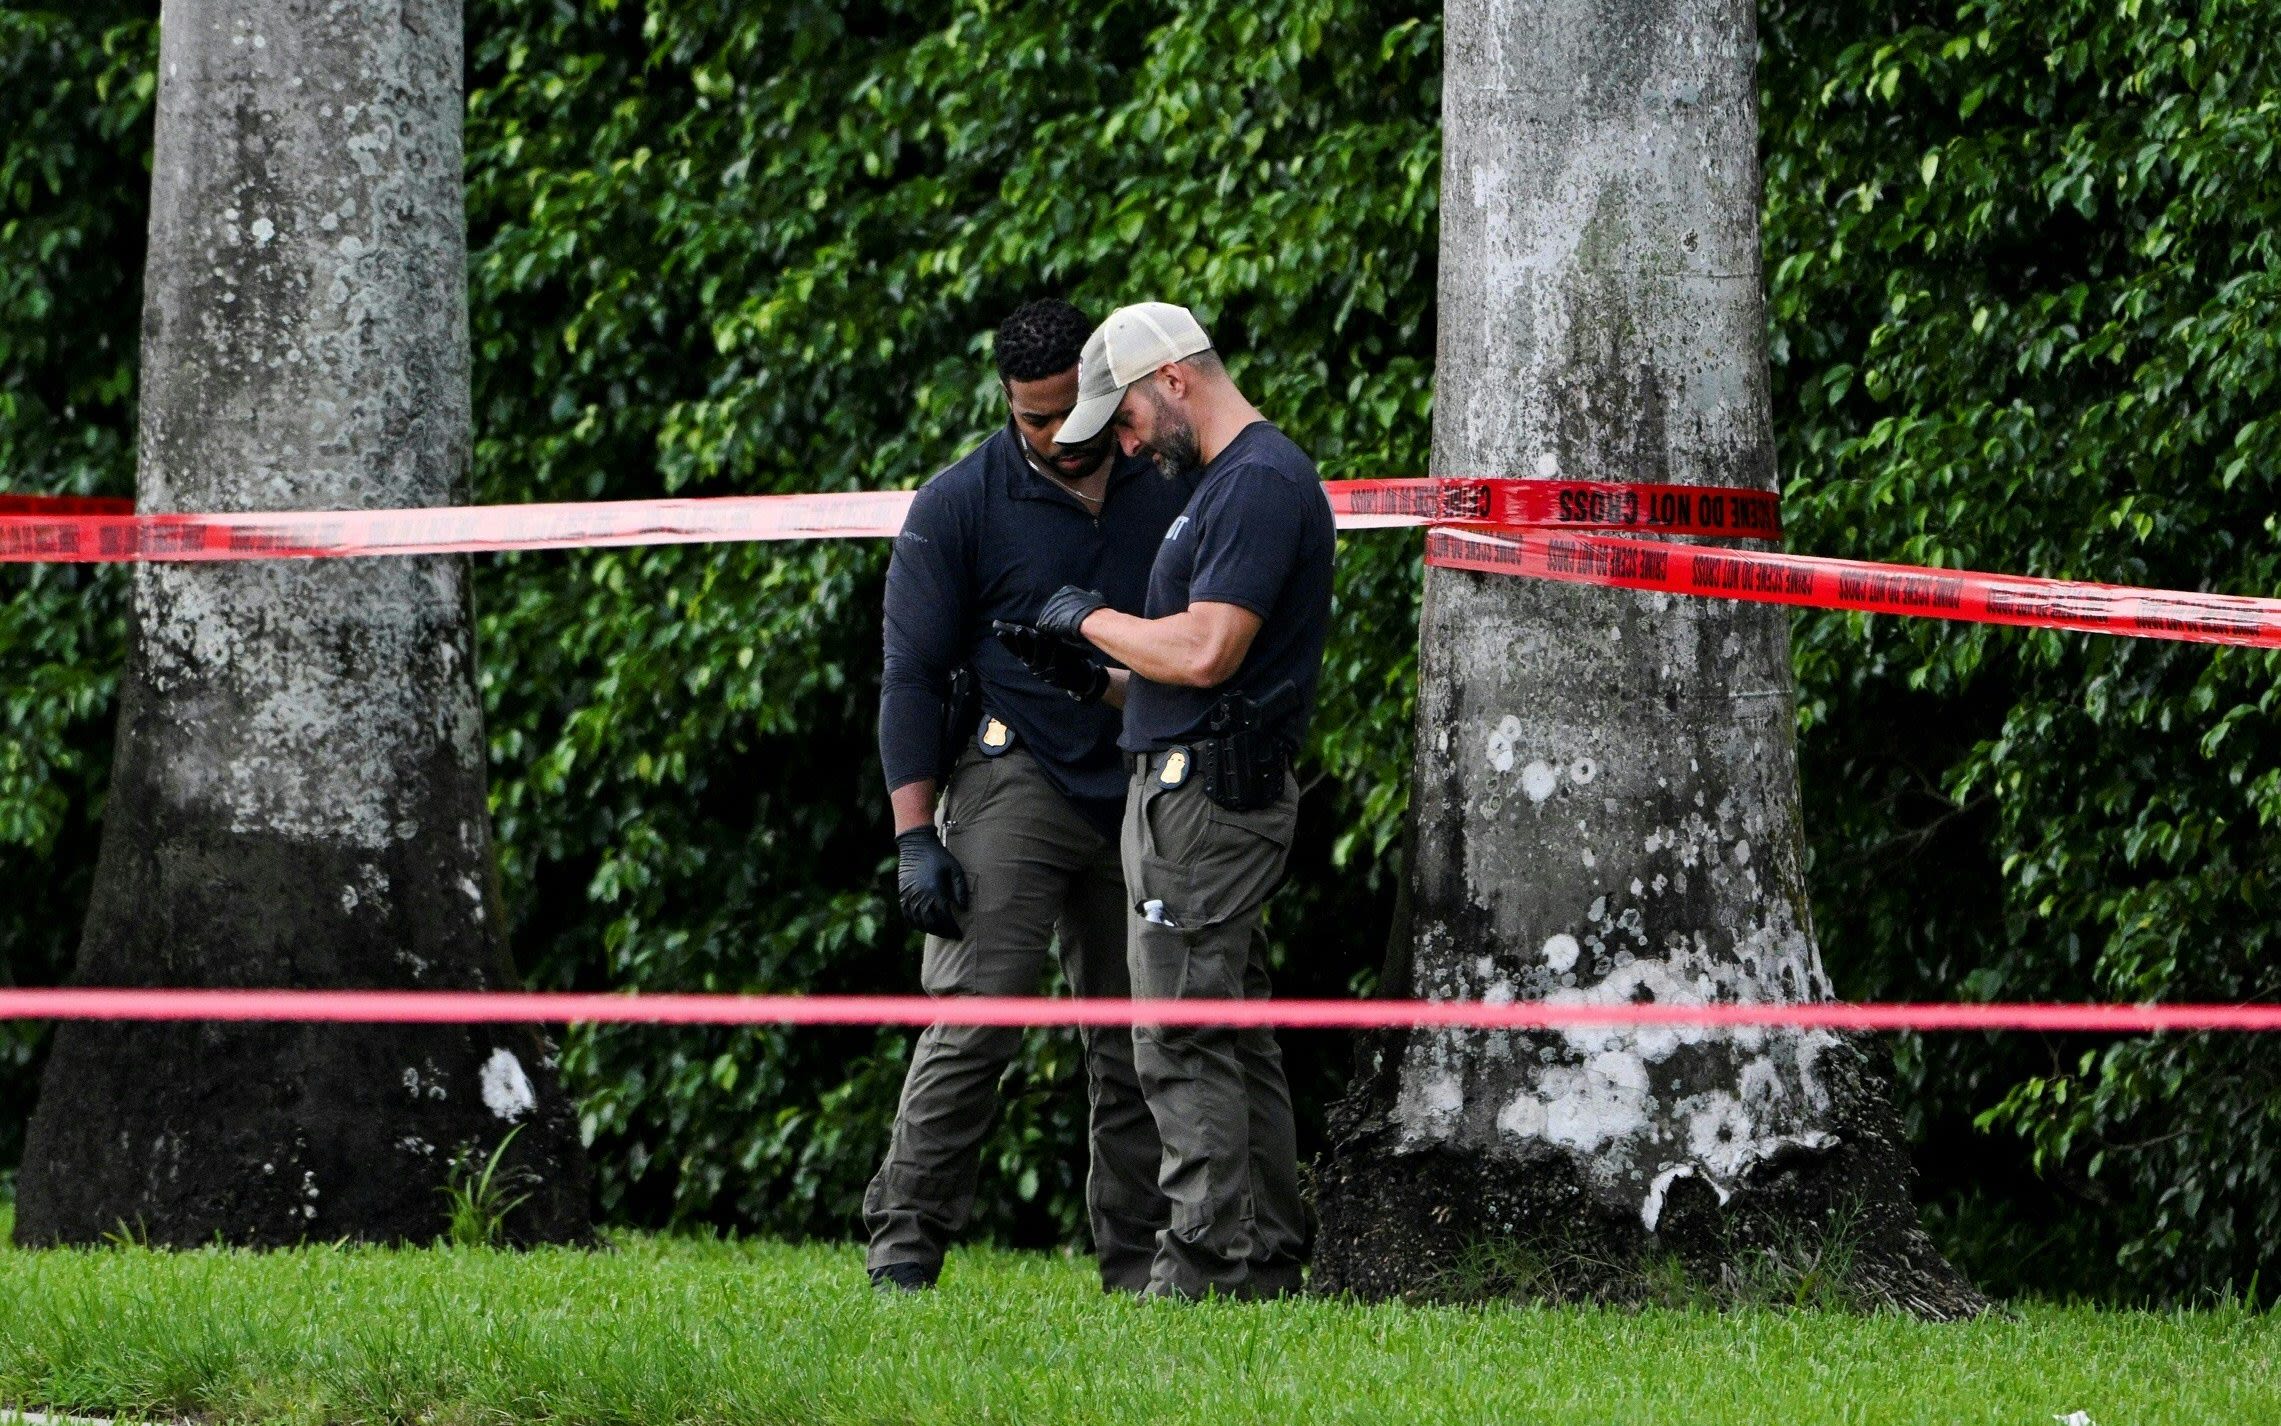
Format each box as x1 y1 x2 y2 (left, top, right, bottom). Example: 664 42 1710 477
1196 680 1297 813
936 666 980 781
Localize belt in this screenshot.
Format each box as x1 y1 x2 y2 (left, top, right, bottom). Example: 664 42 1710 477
1130 747 1186 775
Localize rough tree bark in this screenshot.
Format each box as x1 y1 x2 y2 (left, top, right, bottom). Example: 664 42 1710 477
1312 0 1982 1316
14 0 588 1247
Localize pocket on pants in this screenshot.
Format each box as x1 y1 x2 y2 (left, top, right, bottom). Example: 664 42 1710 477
1187 811 1295 929
1127 908 1193 999
1127 773 1295 930
1202 767 1297 837
1130 850 1198 936
1126 779 1194 926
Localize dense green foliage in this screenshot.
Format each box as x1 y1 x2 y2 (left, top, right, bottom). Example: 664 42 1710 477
2 1224 2275 1426
456 0 1435 1241
2 0 2276 1301
0 5 145 1176
1765 0 2281 1299
0 0 1435 1243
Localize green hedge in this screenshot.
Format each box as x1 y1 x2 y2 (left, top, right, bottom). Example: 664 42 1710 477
1765 0 2281 1299
0 3 145 1188
3 0 2275 1300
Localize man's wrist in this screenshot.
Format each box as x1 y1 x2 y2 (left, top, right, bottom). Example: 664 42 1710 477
888 777 939 836
1039 585 1109 640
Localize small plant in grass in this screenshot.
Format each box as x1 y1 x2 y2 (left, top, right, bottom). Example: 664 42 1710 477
1419 1198 1878 1312
1419 1220 1652 1306
439 1126 534 1248
1716 1200 1868 1312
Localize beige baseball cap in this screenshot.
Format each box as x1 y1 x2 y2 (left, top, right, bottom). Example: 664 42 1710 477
1054 302 1214 446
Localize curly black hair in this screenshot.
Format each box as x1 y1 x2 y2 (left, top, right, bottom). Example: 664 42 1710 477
993 298 1093 383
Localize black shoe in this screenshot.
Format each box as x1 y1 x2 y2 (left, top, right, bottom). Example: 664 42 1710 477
869 1262 938 1293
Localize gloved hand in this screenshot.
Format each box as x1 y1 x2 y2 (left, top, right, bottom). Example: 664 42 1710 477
993 620 1109 702
1037 585 1109 642
896 827 969 939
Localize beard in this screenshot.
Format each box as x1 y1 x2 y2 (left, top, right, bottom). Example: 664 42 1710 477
1015 416 1112 479
1142 390 1203 478
1050 426 1115 473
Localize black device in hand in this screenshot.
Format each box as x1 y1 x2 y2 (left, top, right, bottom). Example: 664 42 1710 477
1036 585 1109 641
896 827 969 938
992 620 1109 703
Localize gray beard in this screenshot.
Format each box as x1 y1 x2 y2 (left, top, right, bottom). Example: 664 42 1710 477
1150 423 1203 479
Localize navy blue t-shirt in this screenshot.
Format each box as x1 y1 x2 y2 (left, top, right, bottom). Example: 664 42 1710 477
1121 422 1337 755
880 426 1193 834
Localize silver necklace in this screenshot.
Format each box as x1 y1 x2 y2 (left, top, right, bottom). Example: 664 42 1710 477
1026 450 1105 507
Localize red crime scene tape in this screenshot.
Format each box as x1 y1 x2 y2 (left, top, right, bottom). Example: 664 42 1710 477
0 490 921 563
1 988 2276 1033
3 475 2274 1031
1327 478 1781 539
0 479 1776 562
1425 527 2281 650
0 494 134 515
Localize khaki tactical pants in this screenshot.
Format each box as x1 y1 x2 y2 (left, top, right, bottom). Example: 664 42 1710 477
1121 752 1309 1300
864 745 1168 1291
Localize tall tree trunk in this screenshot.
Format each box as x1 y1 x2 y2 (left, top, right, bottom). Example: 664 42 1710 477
14 0 588 1247
1313 0 1980 1316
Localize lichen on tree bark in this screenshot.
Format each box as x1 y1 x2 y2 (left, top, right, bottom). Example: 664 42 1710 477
1313 0 1982 1317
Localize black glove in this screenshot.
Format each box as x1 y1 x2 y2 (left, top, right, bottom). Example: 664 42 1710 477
896 827 969 938
1037 585 1110 642
993 620 1109 702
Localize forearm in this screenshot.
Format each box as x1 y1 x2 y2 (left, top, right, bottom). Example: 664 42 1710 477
1102 668 1130 710
877 654 951 809
889 779 938 835
1079 608 1225 689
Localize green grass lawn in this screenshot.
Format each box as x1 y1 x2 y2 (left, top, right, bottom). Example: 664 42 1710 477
0 1205 2273 1425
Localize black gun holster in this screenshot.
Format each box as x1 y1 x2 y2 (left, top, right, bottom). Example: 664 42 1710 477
1195 681 1296 813
936 666 979 782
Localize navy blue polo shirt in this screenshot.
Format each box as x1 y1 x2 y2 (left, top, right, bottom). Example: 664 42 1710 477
1121 422 1337 756
880 425 1194 834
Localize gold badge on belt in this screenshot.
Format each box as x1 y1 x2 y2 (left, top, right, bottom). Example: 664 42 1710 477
1158 748 1189 788
979 717 1013 756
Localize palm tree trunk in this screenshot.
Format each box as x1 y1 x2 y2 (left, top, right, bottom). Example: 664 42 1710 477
1313 0 1981 1317
14 0 588 1247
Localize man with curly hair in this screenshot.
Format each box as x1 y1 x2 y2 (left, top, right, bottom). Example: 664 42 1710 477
866 299 1190 1293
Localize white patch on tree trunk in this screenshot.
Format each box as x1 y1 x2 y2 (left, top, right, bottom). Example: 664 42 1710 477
1520 761 1559 803
1536 1052 1652 1152
478 1048 536 1121
1496 1092 1547 1138
1487 715 1520 772
1641 1164 1719 1232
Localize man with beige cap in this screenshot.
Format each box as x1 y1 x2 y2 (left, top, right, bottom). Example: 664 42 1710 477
1022 302 1336 1300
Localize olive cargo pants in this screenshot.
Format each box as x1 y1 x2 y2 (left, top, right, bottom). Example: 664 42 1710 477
864 746 1168 1291
1120 752 1309 1300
